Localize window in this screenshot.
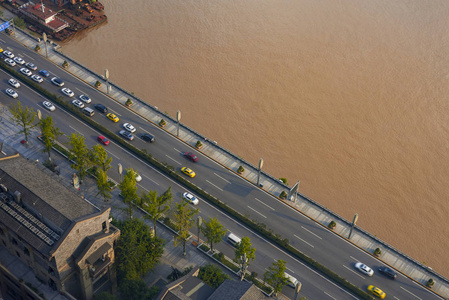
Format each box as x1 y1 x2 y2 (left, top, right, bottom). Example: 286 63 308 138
23 247 30 256
11 238 18 245
102 221 107 231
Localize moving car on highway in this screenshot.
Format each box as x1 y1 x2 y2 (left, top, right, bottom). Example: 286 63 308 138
182 192 199 205
181 167 196 178
5 88 18 99
31 75 43 83
25 62 37 70
14 56 25 65
61 88 74 97
20 68 32 76
3 50 14 59
79 94 92 103
184 152 198 162
378 266 397 279
72 99 85 108
94 103 108 113
354 262 373 276
123 123 136 133
39 69 50 77
97 135 110 146
107 113 119 122
51 77 64 87
8 78 20 88
119 130 134 140
42 101 56 111
142 133 155 143
367 285 386 299
4 58 16 66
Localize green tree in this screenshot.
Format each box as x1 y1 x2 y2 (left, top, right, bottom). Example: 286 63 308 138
13 17 26 29
67 133 91 182
172 201 198 256
114 218 164 281
234 237 256 280
263 259 289 296
201 217 226 253
119 168 139 218
96 169 113 202
93 291 116 300
90 144 112 173
9 101 37 143
38 116 63 162
118 278 160 300
198 264 230 288
141 187 173 236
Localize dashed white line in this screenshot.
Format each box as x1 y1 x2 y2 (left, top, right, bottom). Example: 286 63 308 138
394 296 401 300
248 206 267 218
165 155 181 165
342 265 365 279
206 180 224 191
350 256 359 261
75 87 86 94
293 234 314 248
324 291 337 300
285 267 294 273
142 174 160 186
108 109 121 116
23 53 34 60
400 287 422 300
106 151 120 160
138 127 153 134
173 147 182 153
254 198 275 210
301 226 322 239
69 125 83 135
214 173 231 184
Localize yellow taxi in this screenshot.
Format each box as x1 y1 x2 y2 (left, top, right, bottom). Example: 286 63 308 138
0 47 3 53
181 167 196 178
106 113 119 123
367 285 386 299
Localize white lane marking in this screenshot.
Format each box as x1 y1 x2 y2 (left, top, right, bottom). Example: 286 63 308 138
106 150 120 160
324 291 337 300
394 296 401 300
137 183 149 192
108 108 121 116
165 155 181 165
350 256 359 261
69 125 84 135
293 234 314 248
400 287 422 300
342 265 365 279
142 174 160 186
173 147 182 153
248 206 267 218
138 127 154 135
23 53 34 60
286 267 294 273
75 87 87 94
301 226 322 239
206 180 224 191
254 197 275 210
214 172 231 184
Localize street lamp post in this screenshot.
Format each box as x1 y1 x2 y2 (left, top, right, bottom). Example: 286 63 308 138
105 69 110 94
257 158 263 187
348 213 359 239
239 253 248 281
118 163 123 183
294 281 302 300
176 110 181 137
197 216 202 244
42 32 48 58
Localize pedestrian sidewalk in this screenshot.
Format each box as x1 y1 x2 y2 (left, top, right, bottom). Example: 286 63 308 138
3 20 449 298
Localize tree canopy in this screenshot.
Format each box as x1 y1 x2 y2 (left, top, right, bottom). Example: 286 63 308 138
263 259 289 296
141 187 173 235
9 101 36 143
201 217 226 252
172 201 198 256
234 237 256 280
198 264 230 288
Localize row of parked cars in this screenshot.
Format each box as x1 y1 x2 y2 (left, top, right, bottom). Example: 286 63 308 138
354 262 397 298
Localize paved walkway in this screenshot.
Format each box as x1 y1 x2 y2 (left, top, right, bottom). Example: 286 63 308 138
1 14 449 298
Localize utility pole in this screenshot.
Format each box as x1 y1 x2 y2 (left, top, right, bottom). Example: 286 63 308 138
348 213 359 239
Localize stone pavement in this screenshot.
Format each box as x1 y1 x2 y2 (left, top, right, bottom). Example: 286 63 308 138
1 13 449 298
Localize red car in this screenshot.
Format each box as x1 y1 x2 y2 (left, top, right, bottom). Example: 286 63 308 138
97 135 110 146
184 152 198 162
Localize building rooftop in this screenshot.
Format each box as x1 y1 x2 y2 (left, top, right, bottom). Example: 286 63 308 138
207 280 267 300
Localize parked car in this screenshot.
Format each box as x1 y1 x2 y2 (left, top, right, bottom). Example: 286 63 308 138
181 167 196 178
31 74 43 83
79 94 91 103
72 99 85 108
25 62 37 70
8 78 20 88
119 130 134 140
42 101 56 111
123 123 136 133
367 285 386 299
4 58 16 66
61 88 74 97
182 192 199 205
97 135 110 146
3 50 14 59
39 69 50 77
378 267 397 279
354 262 374 276
13 57 25 65
184 152 198 162
94 103 108 113
142 133 155 143
51 77 64 87
107 113 119 122
5 88 18 99
19 68 32 76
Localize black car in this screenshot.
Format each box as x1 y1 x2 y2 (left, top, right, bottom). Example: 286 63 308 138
142 133 155 143
50 77 64 87
378 267 397 279
94 103 108 113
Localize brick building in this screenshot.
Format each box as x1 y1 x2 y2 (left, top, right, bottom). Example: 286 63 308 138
0 155 120 300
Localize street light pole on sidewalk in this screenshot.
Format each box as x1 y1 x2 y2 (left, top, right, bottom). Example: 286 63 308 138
257 158 263 186
42 33 48 58
118 163 122 183
197 216 202 244
177 110 181 137
105 69 110 94
348 213 358 239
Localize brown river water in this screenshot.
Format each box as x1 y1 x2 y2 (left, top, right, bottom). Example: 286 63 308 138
61 0 449 277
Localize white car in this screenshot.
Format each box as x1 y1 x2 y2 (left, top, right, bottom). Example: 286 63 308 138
8 78 20 88
51 77 64 87
31 75 43 83
3 50 14 59
79 94 91 103
182 192 199 205
354 262 374 276
19 68 32 77
4 58 16 67
25 62 37 71
5 88 18 99
43 101 56 111
61 88 74 97
123 123 136 133
13 57 25 65
72 99 85 108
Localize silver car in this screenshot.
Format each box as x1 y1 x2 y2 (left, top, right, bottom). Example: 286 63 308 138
3 50 14 59
182 192 199 205
13 57 25 65
354 262 374 276
4 58 16 66
8 78 20 88
79 94 91 103
123 123 136 133
43 101 56 111
61 88 74 97
19 68 32 77
72 99 85 108
5 88 18 99
31 75 43 83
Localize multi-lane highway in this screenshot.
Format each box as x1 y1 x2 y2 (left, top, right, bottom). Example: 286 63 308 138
0 33 444 300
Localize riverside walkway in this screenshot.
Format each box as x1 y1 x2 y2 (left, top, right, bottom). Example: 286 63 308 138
2 16 449 299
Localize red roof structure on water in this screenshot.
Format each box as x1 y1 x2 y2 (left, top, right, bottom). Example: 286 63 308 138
19 2 69 33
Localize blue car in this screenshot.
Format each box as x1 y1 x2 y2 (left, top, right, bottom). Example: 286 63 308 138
39 69 50 77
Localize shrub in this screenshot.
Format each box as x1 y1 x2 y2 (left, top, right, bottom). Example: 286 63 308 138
95 80 101 87
279 191 287 199
125 98 133 107
195 140 203 149
34 45 41 52
426 278 434 288
159 119 166 127
62 60 69 68
373 247 382 257
279 177 288 184
198 264 230 288
237 165 245 174
328 220 336 230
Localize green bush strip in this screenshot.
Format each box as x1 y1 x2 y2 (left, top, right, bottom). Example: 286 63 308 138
1 63 372 299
